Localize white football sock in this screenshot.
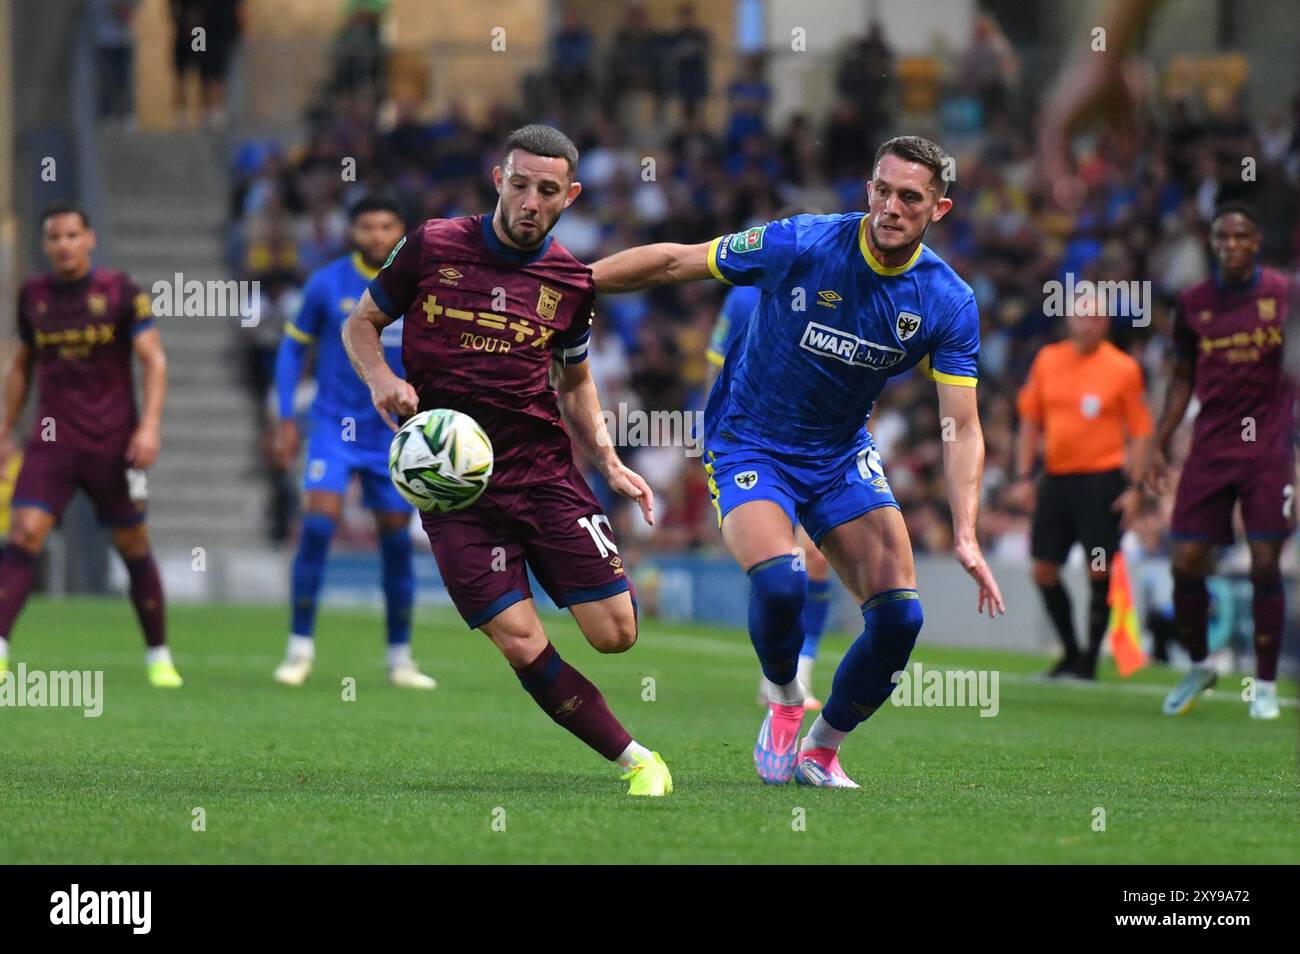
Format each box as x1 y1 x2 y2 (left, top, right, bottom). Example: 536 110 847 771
767 676 805 706
797 655 815 693
1256 679 1276 695
0 635 9 661
287 634 315 660
146 646 173 667
387 642 413 669
801 715 848 753
616 740 653 770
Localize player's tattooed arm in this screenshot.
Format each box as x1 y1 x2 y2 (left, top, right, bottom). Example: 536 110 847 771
127 328 167 469
937 382 1005 617
554 359 655 525
0 342 33 467
590 241 715 293
1146 355 1194 494
342 290 417 430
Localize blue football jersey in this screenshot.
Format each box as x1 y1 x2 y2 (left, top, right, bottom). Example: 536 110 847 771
706 284 762 367
285 253 404 431
703 213 980 457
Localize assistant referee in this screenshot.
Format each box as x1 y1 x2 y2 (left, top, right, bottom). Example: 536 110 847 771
1012 308 1153 678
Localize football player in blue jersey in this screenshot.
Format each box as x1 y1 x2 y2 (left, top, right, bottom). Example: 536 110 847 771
271 196 437 690
705 210 836 712
594 136 1004 787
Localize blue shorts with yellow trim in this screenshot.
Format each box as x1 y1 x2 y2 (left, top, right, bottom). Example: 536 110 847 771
703 433 900 545
302 413 409 513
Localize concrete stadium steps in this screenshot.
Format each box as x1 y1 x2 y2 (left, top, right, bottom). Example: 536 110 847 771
98 127 269 551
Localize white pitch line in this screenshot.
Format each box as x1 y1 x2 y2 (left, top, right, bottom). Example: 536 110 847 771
643 629 1299 709
996 670 1299 708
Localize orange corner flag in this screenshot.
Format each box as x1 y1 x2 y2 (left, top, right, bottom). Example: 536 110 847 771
1106 551 1148 678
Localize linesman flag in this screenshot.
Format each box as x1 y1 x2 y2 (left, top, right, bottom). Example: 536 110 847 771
1106 550 1148 678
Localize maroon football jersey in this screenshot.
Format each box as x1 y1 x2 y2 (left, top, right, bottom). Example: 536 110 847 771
370 215 594 488
17 268 154 451
1173 266 1295 461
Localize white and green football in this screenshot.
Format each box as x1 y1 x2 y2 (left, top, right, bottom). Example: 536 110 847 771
388 408 493 513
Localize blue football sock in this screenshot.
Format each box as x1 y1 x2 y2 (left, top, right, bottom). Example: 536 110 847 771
800 577 833 660
747 553 807 687
379 526 414 647
290 513 337 637
822 588 924 732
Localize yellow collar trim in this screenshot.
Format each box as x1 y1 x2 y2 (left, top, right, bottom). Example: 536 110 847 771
351 252 380 281
859 216 923 276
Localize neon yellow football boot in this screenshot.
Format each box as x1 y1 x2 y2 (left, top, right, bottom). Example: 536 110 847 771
147 659 184 688
621 751 673 796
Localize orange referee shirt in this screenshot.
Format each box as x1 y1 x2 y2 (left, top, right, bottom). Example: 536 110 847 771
1017 340 1152 475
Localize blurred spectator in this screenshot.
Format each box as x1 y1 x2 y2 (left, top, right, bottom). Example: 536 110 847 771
93 0 138 122
959 12 1020 120
602 2 665 122
550 7 594 114
170 0 244 128
665 2 711 122
330 0 389 103
835 20 894 145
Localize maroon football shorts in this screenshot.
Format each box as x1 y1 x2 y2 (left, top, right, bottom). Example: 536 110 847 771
1171 446 1296 545
10 438 145 527
421 461 629 628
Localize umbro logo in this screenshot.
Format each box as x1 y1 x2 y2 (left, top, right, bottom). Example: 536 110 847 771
438 267 463 285
816 290 842 308
555 695 583 717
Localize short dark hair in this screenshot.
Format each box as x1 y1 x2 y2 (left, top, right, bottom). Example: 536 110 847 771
1211 200 1259 230
872 135 951 197
41 202 90 229
503 124 579 176
348 194 405 224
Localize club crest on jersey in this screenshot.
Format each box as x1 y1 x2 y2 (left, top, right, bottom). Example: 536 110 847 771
1259 298 1276 321
728 226 765 254
1080 393 1101 419
87 293 107 316
734 470 759 490
895 311 922 341
536 285 563 321
799 322 906 371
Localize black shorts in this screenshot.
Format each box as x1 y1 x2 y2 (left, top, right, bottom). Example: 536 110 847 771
1031 469 1127 565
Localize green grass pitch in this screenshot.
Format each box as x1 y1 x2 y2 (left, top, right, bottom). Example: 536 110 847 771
1 598 1296 864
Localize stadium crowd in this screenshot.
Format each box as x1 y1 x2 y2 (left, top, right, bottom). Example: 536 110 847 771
225 5 1300 581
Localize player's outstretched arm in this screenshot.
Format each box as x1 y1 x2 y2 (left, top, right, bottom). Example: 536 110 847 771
1147 356 1193 493
0 342 33 467
937 382 1005 617
554 359 655 525
590 240 715 294
128 328 167 469
342 290 417 430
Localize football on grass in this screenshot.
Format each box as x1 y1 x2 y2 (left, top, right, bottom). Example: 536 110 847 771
388 408 493 513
